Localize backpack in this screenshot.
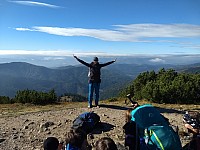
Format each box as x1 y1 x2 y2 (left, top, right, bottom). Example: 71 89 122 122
131 104 182 150
71 112 100 134
88 62 101 82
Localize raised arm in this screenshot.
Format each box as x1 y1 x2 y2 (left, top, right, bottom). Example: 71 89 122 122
73 55 90 67
100 59 116 67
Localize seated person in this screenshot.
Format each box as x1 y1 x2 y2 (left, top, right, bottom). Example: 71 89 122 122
123 104 181 150
94 137 118 150
65 129 91 150
123 118 139 150
43 137 63 150
183 111 200 136
183 111 200 150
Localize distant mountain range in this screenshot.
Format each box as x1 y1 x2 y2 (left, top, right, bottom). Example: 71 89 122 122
175 63 200 74
0 62 199 98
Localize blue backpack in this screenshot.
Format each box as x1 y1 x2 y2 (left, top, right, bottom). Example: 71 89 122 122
131 104 182 150
71 112 100 134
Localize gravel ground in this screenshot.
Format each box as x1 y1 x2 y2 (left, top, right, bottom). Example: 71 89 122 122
0 102 196 150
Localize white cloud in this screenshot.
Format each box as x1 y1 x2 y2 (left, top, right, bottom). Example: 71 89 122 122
114 24 200 38
10 1 61 8
15 24 200 43
0 50 190 58
1 49 200 59
0 50 73 56
149 58 165 63
33 27 130 42
0 50 131 57
43 57 65 60
15 27 34 31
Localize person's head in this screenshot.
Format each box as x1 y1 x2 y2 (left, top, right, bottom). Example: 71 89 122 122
189 111 200 122
125 109 133 123
65 129 87 149
95 137 117 150
93 57 99 62
43 137 59 150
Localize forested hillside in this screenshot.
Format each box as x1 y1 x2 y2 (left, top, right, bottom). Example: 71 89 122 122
120 68 200 104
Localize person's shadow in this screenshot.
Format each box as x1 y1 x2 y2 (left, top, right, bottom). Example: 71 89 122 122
92 122 116 134
99 104 128 110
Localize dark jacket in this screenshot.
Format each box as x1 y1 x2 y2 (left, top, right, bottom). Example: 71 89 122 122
75 57 115 83
123 121 139 150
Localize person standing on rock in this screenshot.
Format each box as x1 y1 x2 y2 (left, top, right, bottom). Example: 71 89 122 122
73 55 116 108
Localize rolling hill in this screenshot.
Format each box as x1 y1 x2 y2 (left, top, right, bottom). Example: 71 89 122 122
0 62 199 99
0 62 132 98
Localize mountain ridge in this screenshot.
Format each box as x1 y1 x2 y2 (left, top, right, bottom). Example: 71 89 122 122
0 62 131 98
0 62 199 98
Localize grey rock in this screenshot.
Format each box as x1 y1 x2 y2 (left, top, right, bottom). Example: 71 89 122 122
12 134 18 139
24 119 29 123
40 121 54 129
0 138 6 143
23 125 29 129
28 122 35 126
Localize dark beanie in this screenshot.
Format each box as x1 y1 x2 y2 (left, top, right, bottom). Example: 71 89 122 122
93 57 98 61
43 137 59 150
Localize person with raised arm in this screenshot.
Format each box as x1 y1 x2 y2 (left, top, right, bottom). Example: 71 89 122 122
73 55 116 108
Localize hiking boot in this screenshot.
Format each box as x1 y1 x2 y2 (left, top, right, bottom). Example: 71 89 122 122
95 105 100 108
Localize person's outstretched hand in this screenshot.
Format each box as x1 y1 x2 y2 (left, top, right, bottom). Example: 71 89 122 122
73 54 78 59
114 58 117 62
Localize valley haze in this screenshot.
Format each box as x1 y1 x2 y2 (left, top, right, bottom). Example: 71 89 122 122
0 54 200 68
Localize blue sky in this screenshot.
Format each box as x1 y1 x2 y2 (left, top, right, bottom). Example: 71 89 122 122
0 0 200 67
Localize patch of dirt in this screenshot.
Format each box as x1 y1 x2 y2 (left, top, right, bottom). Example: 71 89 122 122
0 102 197 150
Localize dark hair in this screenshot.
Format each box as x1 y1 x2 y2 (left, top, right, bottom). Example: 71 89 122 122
125 109 133 123
43 137 59 150
95 137 117 150
189 111 200 121
93 57 99 61
65 129 87 148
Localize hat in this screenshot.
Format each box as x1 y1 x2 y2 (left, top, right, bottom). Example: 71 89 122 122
43 137 59 150
93 57 98 61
